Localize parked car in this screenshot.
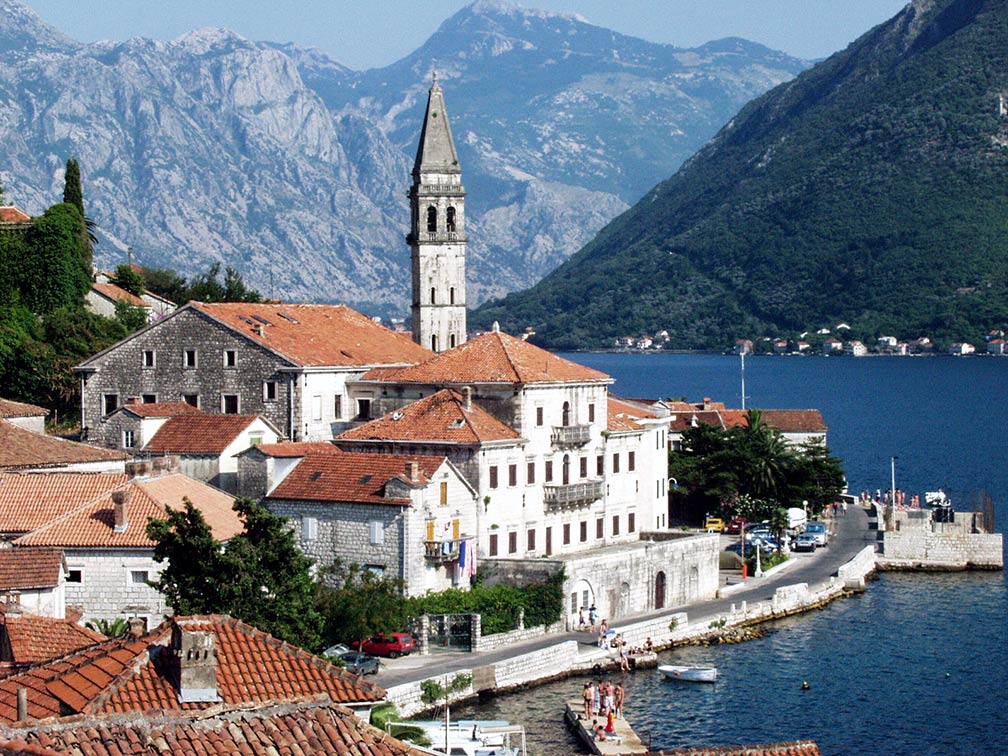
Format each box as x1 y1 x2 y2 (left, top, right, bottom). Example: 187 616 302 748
704 516 726 533
352 632 416 658
805 521 828 547
339 651 380 675
322 643 351 657
792 533 817 552
725 517 745 535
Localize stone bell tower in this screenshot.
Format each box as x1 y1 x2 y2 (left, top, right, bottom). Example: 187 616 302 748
409 72 467 353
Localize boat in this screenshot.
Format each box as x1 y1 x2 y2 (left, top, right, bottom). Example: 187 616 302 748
658 664 718 683
386 718 527 756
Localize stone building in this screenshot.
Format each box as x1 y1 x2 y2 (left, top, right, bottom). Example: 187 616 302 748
263 451 477 596
74 302 431 443
0 547 68 619
0 398 48 433
98 399 202 451
235 441 340 500
0 420 129 474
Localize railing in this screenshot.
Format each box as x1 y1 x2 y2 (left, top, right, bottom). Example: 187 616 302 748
424 538 463 562
416 184 465 195
543 480 605 510
551 424 591 447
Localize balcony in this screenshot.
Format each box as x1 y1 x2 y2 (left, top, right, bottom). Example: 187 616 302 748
551 424 591 447
543 480 605 511
424 538 463 563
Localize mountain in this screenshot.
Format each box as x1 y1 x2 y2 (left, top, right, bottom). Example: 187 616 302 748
475 0 1008 349
0 0 806 314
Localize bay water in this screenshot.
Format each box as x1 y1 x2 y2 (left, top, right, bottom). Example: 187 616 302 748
452 353 1008 756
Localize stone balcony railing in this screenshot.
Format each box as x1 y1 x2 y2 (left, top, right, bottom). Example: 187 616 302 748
543 480 605 511
406 231 466 244
551 423 591 447
424 538 463 563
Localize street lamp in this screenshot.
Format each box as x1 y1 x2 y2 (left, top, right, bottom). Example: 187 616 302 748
890 456 898 531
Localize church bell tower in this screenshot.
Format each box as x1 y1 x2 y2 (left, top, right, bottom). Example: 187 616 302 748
409 73 467 353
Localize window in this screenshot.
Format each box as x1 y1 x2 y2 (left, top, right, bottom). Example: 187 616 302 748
579 521 588 542
222 394 239 414
527 528 535 551
224 350 237 368
562 455 570 485
545 460 553 482
142 394 156 404
183 394 199 408
562 401 571 426
334 395 342 419
142 350 155 368
536 407 543 426
563 523 571 545
446 206 456 232
183 349 197 368
489 533 499 556
427 205 437 232
580 457 587 478
103 394 118 415
365 565 385 578
449 334 456 348
588 403 595 422
249 433 264 446
130 570 149 585
508 464 517 487
122 430 135 448
450 287 455 305
357 399 371 420
67 569 82 583
431 334 438 351
545 526 552 555
430 287 436 304
312 395 322 421
612 515 620 536
369 520 383 545
596 518 603 539
489 465 499 489
571 592 578 615
263 382 277 402
508 531 517 554
597 455 604 476
527 461 535 485
612 452 620 473
629 451 636 471
628 512 636 533
440 481 448 505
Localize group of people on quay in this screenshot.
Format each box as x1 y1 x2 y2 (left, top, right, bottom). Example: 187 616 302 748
858 488 924 509
581 678 625 742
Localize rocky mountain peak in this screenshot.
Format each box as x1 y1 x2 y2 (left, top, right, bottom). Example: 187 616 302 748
0 0 77 54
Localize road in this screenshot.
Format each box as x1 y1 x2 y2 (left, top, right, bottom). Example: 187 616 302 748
374 506 876 688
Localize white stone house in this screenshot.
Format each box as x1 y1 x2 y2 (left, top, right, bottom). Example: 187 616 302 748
235 441 341 500
0 398 48 434
0 547 67 619
263 451 478 596
0 420 129 474
1 466 242 628
98 399 203 451
85 282 151 320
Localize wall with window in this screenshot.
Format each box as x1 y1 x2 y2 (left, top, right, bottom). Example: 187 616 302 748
62 548 169 630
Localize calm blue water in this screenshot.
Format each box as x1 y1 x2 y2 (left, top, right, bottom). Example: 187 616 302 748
453 354 1008 756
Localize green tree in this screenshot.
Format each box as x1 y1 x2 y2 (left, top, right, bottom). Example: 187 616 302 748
112 263 146 296
768 507 790 554
140 266 188 305
62 159 84 216
22 204 91 314
114 299 149 333
315 561 407 650
85 617 131 637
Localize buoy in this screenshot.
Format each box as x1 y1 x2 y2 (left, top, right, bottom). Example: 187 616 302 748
801 681 810 690
945 672 951 678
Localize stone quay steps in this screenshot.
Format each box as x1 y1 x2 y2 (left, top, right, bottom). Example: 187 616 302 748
563 701 647 754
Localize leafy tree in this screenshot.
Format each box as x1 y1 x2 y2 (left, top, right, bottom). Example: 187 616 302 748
140 266 188 305
315 561 408 650
85 617 131 637
22 204 91 314
768 507 790 554
62 158 84 216
114 299 149 333
148 498 323 650
186 262 262 304
112 263 146 296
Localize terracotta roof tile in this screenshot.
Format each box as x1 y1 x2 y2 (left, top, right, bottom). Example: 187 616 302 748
0 548 64 591
142 415 260 454
0 607 106 668
0 697 427 756
191 302 432 368
89 284 148 308
0 208 30 223
240 442 340 458
361 329 610 385
268 452 445 505
654 740 821 756
753 410 827 433
7 473 242 549
668 410 725 432
118 401 201 419
338 389 521 445
0 423 129 471
0 400 47 419
0 616 385 725
607 396 658 433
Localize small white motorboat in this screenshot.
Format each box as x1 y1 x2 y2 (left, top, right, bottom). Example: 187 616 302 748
658 664 718 683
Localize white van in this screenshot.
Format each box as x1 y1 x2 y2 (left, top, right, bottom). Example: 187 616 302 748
805 521 828 547
786 507 808 533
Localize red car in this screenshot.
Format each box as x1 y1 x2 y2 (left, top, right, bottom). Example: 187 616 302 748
351 632 415 658
725 517 745 535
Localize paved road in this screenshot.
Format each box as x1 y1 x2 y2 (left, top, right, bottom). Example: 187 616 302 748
375 506 877 689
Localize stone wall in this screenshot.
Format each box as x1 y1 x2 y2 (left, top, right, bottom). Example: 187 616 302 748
64 548 168 628
883 529 1003 567
476 620 566 653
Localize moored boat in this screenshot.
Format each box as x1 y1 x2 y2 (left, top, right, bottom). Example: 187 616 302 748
658 664 718 683
386 718 527 756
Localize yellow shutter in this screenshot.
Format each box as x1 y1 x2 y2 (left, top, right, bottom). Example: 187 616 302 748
426 521 435 541
440 481 448 505
452 519 460 539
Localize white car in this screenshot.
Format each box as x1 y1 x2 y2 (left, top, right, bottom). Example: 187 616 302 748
805 521 828 547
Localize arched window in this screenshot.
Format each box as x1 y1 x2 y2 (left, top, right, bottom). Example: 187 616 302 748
427 206 437 232
446 206 456 232
449 287 455 305
430 287 436 304
449 334 456 348
562 454 570 485
562 401 571 426
655 571 666 610
431 334 438 352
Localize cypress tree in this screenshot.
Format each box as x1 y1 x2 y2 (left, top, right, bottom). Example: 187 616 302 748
62 158 84 216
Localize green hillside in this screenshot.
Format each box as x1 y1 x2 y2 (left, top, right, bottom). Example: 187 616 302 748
473 0 1008 349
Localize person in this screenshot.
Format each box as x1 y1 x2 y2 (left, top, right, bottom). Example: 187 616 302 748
619 646 630 672
604 680 615 716
598 619 609 648
594 724 607 742
582 682 593 720
605 710 616 735
644 637 654 653
842 500 848 516
614 683 625 717
588 604 597 629
593 678 601 716
578 606 586 631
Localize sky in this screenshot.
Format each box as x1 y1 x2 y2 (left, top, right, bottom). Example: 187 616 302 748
26 0 911 70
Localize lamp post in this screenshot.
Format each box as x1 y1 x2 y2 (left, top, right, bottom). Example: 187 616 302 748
890 456 898 531
754 541 763 577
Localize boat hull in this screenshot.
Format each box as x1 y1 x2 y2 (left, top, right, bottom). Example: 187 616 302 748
658 664 718 683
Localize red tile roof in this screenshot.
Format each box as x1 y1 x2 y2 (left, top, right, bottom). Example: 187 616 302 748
268 452 445 505
0 606 106 669
118 401 201 419
0 697 424 756
241 442 340 458
89 283 148 308
362 329 610 385
668 410 725 433
191 302 432 368
0 616 385 724
654 741 821 756
0 548 64 592
338 389 522 445
142 414 261 454
607 397 659 433
5 472 242 549
0 208 30 223
0 400 47 420
0 423 129 471
752 410 827 433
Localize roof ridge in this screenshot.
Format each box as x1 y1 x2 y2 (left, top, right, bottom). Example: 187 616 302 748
493 331 523 383
11 477 131 545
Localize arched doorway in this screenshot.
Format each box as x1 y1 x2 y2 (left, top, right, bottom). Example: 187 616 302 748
655 571 666 610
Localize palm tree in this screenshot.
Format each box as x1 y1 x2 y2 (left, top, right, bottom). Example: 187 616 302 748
85 617 131 638
769 507 790 554
742 409 793 499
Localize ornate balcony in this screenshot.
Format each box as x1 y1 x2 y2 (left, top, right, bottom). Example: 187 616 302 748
543 480 605 511
424 538 463 563
551 423 591 447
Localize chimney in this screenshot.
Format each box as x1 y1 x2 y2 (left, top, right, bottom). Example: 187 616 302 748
16 688 27 722
703 397 712 410
126 397 141 406
172 624 220 703
112 488 131 533
406 461 420 482
128 616 147 638
254 323 265 337
461 386 472 411
66 605 84 624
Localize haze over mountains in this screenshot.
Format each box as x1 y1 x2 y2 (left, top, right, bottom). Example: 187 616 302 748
478 0 1008 349
0 0 806 314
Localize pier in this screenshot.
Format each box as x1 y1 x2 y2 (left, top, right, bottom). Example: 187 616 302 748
563 702 647 755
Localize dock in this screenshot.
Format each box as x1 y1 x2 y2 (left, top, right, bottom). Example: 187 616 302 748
563 702 647 754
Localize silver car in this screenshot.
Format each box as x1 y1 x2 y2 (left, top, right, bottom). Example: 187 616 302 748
805 521 828 547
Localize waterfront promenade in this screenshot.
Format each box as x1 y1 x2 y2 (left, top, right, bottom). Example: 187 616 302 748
376 507 877 709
